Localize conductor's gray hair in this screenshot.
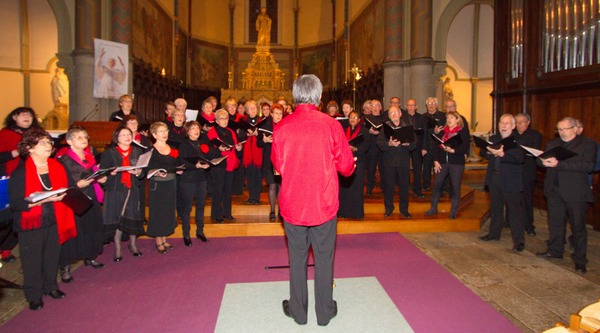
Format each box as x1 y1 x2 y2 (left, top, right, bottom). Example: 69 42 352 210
293 74 322 106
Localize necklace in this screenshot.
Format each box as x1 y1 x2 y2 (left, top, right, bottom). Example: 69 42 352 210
33 161 48 167
37 172 53 191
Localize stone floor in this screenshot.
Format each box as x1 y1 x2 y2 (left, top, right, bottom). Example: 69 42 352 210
1 198 599 332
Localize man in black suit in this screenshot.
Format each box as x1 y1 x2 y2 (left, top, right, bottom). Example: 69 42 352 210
479 114 526 252
536 117 597 273
422 97 445 191
514 113 542 236
376 106 416 218
403 99 426 198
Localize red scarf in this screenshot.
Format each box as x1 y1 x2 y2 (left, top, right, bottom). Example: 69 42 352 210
22 157 77 244
207 126 240 171
440 125 462 148
201 112 216 122
242 116 263 168
345 124 362 140
116 145 132 188
0 128 24 175
67 148 104 203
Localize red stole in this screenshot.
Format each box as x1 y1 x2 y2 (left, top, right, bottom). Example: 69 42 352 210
207 126 240 171
242 116 263 168
0 128 23 175
345 124 362 141
440 125 462 148
22 157 77 244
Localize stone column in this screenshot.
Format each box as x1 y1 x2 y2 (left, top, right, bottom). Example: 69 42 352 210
112 0 133 102
408 0 434 112
70 0 102 122
382 0 405 110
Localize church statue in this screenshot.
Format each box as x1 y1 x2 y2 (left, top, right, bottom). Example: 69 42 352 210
51 67 69 106
256 7 271 47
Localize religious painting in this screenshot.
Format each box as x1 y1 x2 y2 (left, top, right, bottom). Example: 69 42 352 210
234 49 293 90
300 44 333 88
93 39 129 99
175 27 187 81
132 0 173 71
190 40 228 89
349 0 385 71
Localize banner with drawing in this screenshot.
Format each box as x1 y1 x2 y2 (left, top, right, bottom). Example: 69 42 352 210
93 39 129 99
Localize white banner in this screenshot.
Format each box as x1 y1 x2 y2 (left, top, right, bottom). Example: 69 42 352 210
93 39 129 99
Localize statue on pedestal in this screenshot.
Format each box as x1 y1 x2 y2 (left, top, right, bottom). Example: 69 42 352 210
256 7 271 48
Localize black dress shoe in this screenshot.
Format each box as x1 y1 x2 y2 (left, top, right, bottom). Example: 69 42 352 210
60 266 73 283
282 300 306 325
535 251 563 259
196 234 208 242
84 259 105 269
425 208 438 216
128 245 142 257
29 299 43 310
512 244 524 252
575 264 587 273
45 290 66 299
213 218 224 224
224 216 236 222
183 237 192 247
384 210 393 217
526 229 537 236
269 212 276 221
113 256 123 262
478 235 500 241
400 211 412 219
414 192 425 199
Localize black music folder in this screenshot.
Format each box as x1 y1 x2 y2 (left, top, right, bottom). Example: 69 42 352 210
431 133 463 148
383 122 415 143
426 116 446 128
84 167 116 181
520 145 577 160
473 135 518 151
364 115 383 129
348 134 365 146
25 188 93 216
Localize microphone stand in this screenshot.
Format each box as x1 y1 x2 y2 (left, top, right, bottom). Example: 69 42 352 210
81 104 99 121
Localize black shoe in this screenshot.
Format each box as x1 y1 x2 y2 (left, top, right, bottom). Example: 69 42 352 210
224 216 236 222
575 264 587 273
213 218 224 223
128 245 143 257
414 192 425 198
384 210 393 217
113 256 123 262
449 213 457 219
478 235 500 241
526 228 537 236
183 237 192 247
512 244 524 252
425 208 438 216
318 301 338 326
29 299 44 310
45 290 66 299
535 251 563 259
155 243 167 254
282 300 306 325
400 211 412 219
269 212 276 221
196 234 208 242
84 259 105 269
60 266 73 283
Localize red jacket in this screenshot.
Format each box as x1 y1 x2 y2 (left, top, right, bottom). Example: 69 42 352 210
272 104 355 226
0 128 23 175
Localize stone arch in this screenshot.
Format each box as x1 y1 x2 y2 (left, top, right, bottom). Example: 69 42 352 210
47 0 73 68
434 0 494 61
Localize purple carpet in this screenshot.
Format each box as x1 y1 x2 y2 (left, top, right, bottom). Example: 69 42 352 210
2 233 520 332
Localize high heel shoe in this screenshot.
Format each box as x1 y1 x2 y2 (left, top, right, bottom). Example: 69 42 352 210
156 243 167 254
84 259 105 268
128 244 143 257
269 212 276 221
163 241 174 250
60 266 73 283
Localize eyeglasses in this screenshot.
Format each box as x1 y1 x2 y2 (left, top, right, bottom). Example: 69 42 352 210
37 140 54 146
556 126 575 132
216 117 229 121
426 102 437 105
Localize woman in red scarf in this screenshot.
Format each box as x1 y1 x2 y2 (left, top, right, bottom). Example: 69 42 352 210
207 109 242 223
338 110 369 219
242 100 263 204
425 111 470 219
8 129 76 310
257 103 284 221
0 107 42 262
100 127 145 261
57 127 107 283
